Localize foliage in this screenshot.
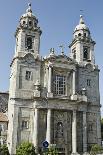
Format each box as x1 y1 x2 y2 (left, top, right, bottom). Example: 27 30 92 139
101 118 103 141
16 142 36 155
0 144 10 155
90 144 103 155
42 146 59 155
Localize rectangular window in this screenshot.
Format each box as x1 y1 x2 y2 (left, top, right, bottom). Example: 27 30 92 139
22 121 29 129
87 79 91 86
54 75 66 95
25 71 32 81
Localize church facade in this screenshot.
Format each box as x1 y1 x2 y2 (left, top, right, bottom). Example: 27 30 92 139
7 4 101 155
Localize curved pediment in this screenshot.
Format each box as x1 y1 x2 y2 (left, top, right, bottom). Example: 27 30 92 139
85 63 94 71
54 55 77 65
21 53 35 65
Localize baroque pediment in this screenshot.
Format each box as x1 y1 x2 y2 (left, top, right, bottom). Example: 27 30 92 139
54 55 76 65
20 53 35 65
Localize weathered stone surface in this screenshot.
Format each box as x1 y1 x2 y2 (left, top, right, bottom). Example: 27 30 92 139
7 6 101 155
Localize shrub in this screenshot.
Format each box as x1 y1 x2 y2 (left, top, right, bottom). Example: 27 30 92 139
0 144 10 155
16 142 36 155
42 146 59 155
90 144 103 155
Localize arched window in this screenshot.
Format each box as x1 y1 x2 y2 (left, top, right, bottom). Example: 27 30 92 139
26 37 32 49
29 21 32 27
78 33 81 36
84 33 86 37
83 47 89 60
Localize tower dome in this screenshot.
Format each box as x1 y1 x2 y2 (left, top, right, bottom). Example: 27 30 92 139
15 3 41 37
74 15 89 32
72 15 91 40
21 3 37 19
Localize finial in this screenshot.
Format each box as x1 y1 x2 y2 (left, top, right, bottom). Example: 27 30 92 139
59 45 64 56
49 48 55 57
28 3 31 7
79 14 84 24
26 3 32 13
50 48 55 54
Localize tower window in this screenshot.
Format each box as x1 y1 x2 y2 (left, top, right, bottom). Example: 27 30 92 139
78 33 81 36
72 48 76 59
25 71 33 81
23 21 25 24
87 79 91 86
34 22 37 27
29 21 32 26
83 47 89 60
54 75 66 95
26 37 32 49
84 33 86 37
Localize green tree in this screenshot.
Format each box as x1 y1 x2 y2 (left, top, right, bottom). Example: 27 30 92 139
0 144 10 155
90 144 103 155
101 118 103 141
16 142 36 155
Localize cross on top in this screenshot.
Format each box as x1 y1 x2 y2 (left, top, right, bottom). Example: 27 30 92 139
59 45 64 55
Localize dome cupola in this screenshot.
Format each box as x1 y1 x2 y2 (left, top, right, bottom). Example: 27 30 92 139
15 3 42 36
73 15 91 40
74 15 89 32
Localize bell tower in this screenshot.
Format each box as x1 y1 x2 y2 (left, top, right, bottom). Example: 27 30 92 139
7 4 42 155
15 3 42 58
69 15 95 64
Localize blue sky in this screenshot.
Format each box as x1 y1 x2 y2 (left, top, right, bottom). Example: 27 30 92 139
0 0 103 115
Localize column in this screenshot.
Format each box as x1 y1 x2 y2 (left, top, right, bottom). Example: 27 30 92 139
72 110 77 154
83 112 87 153
72 70 76 95
34 108 39 152
46 109 52 144
48 66 52 93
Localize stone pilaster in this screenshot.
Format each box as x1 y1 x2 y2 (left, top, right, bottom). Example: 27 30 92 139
71 70 77 100
83 112 87 153
96 112 101 145
7 105 19 155
33 108 39 153
46 109 52 144
72 70 76 95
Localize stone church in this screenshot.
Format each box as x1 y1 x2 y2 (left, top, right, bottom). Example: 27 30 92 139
7 4 101 155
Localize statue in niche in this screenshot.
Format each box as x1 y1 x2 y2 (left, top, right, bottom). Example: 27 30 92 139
55 121 64 138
